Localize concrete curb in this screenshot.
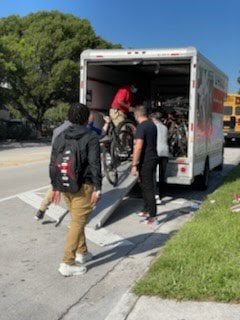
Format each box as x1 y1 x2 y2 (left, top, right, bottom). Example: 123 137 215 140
104 291 138 320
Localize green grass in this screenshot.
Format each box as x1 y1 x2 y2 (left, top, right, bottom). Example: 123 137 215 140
134 166 240 302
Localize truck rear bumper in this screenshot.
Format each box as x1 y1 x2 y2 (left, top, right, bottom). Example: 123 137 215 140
166 176 192 185
164 159 192 185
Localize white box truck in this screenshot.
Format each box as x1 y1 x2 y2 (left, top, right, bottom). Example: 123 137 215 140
80 47 228 190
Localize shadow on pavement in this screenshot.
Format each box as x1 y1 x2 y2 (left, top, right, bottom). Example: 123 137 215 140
90 204 196 270
87 230 177 271
105 163 237 226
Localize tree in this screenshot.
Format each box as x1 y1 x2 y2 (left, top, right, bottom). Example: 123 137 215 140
44 102 70 124
0 11 121 132
0 40 16 102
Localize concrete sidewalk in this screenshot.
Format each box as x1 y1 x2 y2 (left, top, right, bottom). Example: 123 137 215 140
125 296 240 320
0 143 51 168
104 147 240 320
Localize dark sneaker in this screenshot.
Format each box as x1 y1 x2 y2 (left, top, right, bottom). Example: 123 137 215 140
144 216 158 226
34 210 45 220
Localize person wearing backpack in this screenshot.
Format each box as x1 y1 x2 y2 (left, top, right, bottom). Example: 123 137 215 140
34 119 72 221
50 103 102 277
34 111 108 221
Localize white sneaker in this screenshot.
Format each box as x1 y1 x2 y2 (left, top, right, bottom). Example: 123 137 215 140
155 195 162 205
58 263 87 277
75 252 93 264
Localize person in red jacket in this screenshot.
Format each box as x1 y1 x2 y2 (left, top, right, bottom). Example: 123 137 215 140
110 83 138 127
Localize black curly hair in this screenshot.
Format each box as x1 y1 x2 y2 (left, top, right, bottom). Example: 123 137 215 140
68 103 90 125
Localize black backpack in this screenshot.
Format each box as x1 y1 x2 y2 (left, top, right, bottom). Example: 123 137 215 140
50 136 85 193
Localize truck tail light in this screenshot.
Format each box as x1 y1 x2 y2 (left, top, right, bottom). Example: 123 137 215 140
180 167 187 173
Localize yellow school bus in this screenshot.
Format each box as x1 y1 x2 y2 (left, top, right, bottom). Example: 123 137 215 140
223 93 240 142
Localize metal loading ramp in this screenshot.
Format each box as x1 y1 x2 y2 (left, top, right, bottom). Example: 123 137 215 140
87 162 138 230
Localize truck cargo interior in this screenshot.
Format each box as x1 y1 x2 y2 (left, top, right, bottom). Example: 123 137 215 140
87 60 191 158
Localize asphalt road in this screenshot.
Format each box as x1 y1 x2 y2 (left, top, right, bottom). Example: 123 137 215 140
0 146 240 320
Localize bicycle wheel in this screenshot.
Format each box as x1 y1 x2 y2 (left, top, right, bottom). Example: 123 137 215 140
111 130 133 161
117 120 136 137
119 130 134 158
102 146 118 186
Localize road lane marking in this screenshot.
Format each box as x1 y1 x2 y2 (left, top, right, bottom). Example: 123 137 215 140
17 191 66 220
15 189 134 248
0 185 50 203
85 227 133 248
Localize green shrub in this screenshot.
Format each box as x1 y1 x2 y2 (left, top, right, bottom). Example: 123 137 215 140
0 121 37 140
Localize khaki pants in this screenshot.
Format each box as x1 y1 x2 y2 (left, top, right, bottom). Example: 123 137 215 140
62 184 94 265
39 187 53 212
109 108 126 127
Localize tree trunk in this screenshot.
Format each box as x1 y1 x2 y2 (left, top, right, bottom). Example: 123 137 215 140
35 121 43 139
35 106 47 139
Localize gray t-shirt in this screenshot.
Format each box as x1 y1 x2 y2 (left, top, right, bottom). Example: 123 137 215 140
155 122 169 157
51 120 71 145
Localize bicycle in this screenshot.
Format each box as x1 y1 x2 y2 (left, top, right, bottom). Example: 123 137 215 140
100 120 133 186
117 112 137 139
165 114 188 158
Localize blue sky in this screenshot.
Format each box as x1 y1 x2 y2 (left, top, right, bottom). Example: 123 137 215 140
0 0 239 92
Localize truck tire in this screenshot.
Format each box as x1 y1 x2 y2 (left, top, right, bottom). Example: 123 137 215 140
195 159 210 191
215 148 224 171
215 162 223 171
224 138 231 146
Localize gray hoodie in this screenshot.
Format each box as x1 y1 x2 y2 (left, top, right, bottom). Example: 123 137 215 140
51 121 71 145
155 122 169 157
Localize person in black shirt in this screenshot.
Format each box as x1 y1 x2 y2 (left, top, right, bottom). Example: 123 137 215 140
131 105 158 224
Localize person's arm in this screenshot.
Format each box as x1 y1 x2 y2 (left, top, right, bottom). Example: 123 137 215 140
131 139 144 176
87 136 102 206
119 101 131 109
117 89 132 111
49 138 58 189
51 128 58 145
102 123 109 134
101 116 110 136
88 121 102 136
131 124 145 176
